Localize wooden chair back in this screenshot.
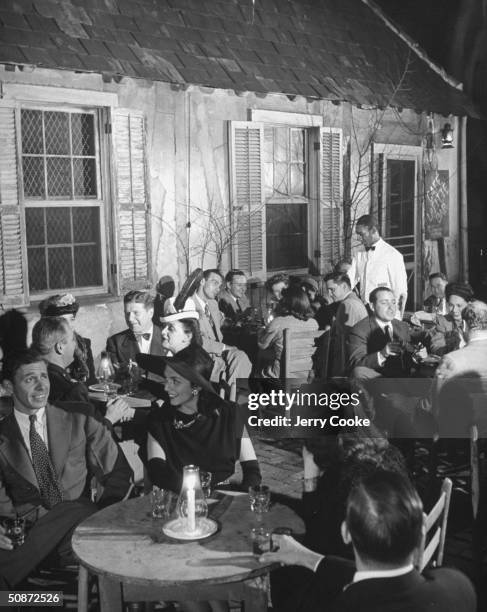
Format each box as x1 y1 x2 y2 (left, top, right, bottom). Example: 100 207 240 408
218 377 237 402
414 477 452 572
281 328 324 381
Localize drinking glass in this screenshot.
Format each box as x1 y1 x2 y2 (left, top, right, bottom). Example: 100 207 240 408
96 352 115 400
151 486 171 519
1 517 25 548
200 471 212 499
250 526 271 555
248 485 271 515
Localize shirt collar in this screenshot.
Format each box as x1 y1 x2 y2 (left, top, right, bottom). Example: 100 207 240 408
194 293 207 310
375 318 393 331
468 329 487 343
353 564 414 584
14 406 46 427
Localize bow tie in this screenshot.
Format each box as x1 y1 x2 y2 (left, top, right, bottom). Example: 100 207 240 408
135 332 151 341
365 246 376 252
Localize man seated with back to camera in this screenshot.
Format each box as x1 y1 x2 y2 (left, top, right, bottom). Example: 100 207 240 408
31 316 133 427
0 350 132 588
261 470 476 612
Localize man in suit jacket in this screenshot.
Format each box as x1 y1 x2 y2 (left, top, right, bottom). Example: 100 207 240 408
0 350 132 587
324 272 368 377
107 290 165 376
32 316 132 425
347 287 412 381
262 471 476 612
218 269 250 324
194 269 251 384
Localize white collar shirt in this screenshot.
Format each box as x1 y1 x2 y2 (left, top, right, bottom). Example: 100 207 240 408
137 325 153 354
14 406 48 459
353 564 414 584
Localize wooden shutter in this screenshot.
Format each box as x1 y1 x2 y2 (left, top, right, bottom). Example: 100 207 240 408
229 121 266 278
319 128 342 272
0 107 27 306
112 109 150 292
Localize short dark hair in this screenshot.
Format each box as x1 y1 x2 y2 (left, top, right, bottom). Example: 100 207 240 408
356 214 379 231
334 259 352 274
276 286 313 321
429 272 447 282
369 286 393 304
123 290 155 308
266 273 289 291
324 272 351 288
203 269 223 281
2 349 46 383
346 471 423 565
225 269 246 283
31 317 71 355
445 282 474 302
179 318 203 347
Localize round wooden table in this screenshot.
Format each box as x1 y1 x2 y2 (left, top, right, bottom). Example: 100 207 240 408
73 492 304 610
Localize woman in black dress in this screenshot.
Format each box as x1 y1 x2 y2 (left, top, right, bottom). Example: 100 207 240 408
137 345 261 494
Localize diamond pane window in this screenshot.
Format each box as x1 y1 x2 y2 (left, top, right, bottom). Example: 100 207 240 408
26 206 103 291
21 108 104 294
21 109 97 200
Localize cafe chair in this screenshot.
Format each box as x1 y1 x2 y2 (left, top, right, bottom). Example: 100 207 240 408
414 477 452 572
218 375 237 402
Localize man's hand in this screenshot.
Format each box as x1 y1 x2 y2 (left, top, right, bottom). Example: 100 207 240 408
0 525 13 551
105 397 135 424
259 534 323 571
380 342 402 358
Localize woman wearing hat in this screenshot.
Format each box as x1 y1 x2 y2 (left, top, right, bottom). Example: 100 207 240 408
255 286 319 380
429 282 475 355
137 345 261 494
38 293 96 385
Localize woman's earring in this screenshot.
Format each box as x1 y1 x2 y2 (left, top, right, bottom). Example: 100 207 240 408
192 388 198 396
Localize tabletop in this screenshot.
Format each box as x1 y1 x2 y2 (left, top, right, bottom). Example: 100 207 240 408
72 492 304 589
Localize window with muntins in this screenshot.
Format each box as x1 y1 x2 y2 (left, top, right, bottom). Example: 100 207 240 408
21 108 104 294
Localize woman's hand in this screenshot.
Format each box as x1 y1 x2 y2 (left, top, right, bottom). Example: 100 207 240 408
105 397 135 424
259 534 323 571
302 444 320 479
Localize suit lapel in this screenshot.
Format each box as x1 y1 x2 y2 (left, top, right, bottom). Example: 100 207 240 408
0 413 38 487
46 404 72 479
149 327 164 356
121 330 139 361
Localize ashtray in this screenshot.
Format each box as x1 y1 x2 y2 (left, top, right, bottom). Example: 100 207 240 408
162 517 218 541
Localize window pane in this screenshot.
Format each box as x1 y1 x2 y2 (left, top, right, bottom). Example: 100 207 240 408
26 208 45 245
274 162 289 195
21 110 43 154
27 247 47 291
48 247 73 289
46 207 71 244
72 206 99 242
47 157 72 197
73 158 97 197
263 128 274 163
266 203 308 270
274 128 288 162
74 245 102 286
45 111 69 155
290 164 305 196
291 129 305 163
23 156 45 198
71 113 95 156
264 162 273 199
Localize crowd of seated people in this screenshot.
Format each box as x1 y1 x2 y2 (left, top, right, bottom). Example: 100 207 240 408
0 257 485 610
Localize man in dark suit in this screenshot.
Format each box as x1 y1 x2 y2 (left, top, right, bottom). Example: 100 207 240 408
347 287 412 381
107 290 165 376
31 316 132 425
0 350 132 587
262 471 476 612
218 269 251 324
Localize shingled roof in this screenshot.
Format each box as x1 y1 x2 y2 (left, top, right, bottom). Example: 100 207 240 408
0 0 476 116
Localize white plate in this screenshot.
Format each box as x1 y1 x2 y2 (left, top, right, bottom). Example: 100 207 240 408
89 383 121 393
162 517 218 541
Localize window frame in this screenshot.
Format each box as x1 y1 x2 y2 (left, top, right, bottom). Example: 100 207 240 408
17 103 109 299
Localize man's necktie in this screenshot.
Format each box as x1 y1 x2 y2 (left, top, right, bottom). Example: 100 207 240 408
29 415 62 509
205 304 219 338
384 324 393 342
134 332 151 341
236 299 242 313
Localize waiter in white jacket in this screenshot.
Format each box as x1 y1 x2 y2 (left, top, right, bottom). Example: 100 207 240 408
349 214 408 319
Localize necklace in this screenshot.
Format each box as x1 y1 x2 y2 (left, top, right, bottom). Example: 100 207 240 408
173 413 198 430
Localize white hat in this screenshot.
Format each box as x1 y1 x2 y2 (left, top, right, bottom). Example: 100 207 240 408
160 296 199 323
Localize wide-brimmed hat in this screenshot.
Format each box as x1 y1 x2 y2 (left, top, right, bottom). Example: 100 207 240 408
39 293 79 317
160 296 199 323
136 345 216 395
